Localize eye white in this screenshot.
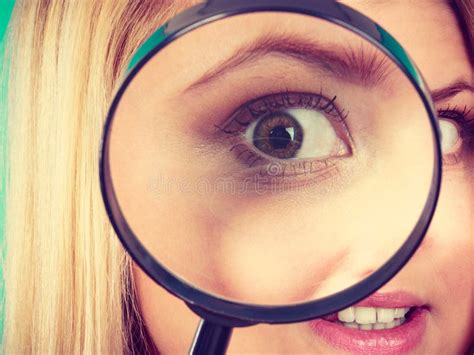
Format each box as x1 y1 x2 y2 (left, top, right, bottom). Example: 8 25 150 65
245 108 348 159
287 108 347 158
439 119 460 154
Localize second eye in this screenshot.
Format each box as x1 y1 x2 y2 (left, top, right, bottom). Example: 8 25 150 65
244 108 350 160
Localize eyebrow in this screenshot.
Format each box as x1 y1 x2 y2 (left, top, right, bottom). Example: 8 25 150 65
431 81 474 102
183 33 474 106
183 33 397 93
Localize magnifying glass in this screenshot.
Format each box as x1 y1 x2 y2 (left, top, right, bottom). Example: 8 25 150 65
99 0 442 354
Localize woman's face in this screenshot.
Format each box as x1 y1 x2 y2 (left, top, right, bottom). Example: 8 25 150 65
124 0 473 353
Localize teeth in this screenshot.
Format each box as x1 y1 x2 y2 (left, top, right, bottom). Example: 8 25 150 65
377 308 395 323
394 307 410 318
373 322 385 330
343 322 359 329
340 317 407 330
354 307 376 324
336 306 411 330
337 307 355 322
385 318 401 329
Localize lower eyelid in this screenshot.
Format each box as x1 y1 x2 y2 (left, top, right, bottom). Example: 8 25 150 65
229 142 343 184
230 156 341 187
442 153 463 166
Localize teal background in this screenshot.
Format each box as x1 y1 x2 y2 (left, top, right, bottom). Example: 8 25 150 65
0 0 15 345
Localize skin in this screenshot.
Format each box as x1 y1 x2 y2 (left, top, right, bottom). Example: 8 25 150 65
115 0 473 353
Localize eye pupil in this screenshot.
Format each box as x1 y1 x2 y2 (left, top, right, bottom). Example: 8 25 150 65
269 126 292 149
253 112 303 159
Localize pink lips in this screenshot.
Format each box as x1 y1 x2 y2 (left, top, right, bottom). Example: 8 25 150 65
308 292 429 354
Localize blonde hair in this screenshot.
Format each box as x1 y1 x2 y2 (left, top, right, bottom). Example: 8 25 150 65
2 1 197 353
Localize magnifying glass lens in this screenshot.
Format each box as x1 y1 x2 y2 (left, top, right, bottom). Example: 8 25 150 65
104 12 436 306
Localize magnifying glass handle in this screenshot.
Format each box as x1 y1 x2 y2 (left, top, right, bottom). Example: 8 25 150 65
189 318 233 355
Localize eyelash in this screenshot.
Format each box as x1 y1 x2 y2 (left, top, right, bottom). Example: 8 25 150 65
438 104 471 120
437 104 474 140
214 89 349 136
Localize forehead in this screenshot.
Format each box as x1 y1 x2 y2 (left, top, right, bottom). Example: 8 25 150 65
175 0 466 89
338 0 471 89
175 0 470 90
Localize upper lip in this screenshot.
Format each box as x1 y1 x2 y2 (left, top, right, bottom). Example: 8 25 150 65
348 291 426 308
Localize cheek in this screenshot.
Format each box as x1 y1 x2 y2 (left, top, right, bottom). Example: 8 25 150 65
424 172 473 314
430 172 472 255
123 134 436 306
169 159 432 306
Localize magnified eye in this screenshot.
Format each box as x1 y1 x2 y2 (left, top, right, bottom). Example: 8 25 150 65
245 108 349 160
218 92 354 179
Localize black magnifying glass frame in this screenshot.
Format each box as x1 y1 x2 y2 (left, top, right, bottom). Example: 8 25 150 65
99 0 442 353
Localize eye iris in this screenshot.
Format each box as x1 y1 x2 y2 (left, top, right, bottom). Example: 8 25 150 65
253 112 303 159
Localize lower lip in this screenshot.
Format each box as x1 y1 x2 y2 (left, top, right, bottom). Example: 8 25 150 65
308 307 428 354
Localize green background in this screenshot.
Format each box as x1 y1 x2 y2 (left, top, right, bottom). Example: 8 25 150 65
0 0 15 345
